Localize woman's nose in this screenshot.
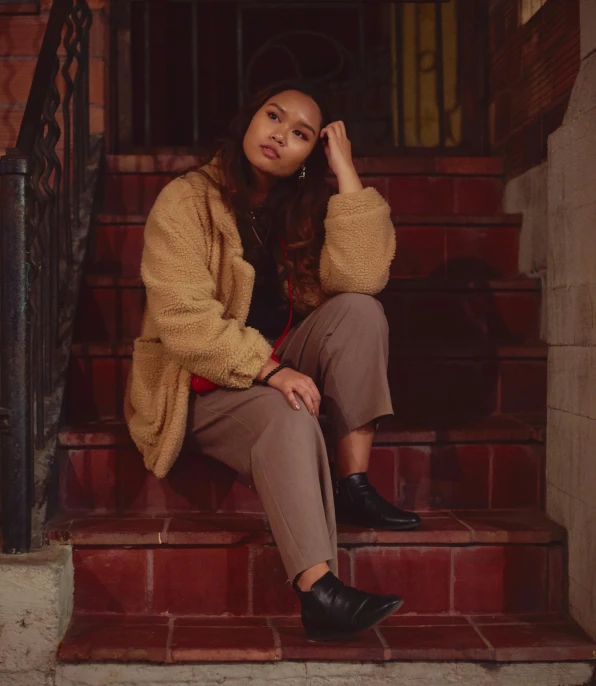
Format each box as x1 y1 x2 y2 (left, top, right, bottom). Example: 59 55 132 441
271 132 284 145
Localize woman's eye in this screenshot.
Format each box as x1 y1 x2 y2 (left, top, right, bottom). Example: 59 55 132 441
268 112 279 121
294 130 307 140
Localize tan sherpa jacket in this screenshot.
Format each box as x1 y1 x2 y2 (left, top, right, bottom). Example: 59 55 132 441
123 162 396 479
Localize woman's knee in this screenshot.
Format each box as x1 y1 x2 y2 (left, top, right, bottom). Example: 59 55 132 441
327 293 387 329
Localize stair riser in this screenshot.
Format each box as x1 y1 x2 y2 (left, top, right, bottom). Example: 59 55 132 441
74 286 540 344
59 443 545 515
63 355 547 424
102 174 504 216
89 223 521 280
71 542 563 617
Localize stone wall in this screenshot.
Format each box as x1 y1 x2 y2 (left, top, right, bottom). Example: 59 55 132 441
545 0 596 639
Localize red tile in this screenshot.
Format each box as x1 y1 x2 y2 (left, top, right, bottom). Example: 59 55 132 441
66 356 128 422
66 516 164 544
152 547 249 615
354 547 451 614
403 292 487 343
367 447 397 505
445 227 518 280
381 624 491 660
454 177 503 214
171 625 278 661
397 446 433 510
157 447 215 512
389 358 499 429
453 546 548 614
211 459 264 514
435 158 503 175
163 514 268 545
274 625 385 661
380 615 469 627
91 224 144 277
61 448 117 512
548 546 565 612
433 445 491 510
391 226 445 279
387 177 455 215
491 445 541 508
453 510 564 544
479 621 596 661
500 361 547 413
252 546 300 616
73 548 148 614
397 445 490 511
175 616 268 627
486 292 540 342
103 174 171 215
338 547 351 584
60 618 169 662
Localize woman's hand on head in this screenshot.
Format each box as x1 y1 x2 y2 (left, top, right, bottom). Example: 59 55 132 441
320 121 354 178
320 121 363 193
256 361 321 417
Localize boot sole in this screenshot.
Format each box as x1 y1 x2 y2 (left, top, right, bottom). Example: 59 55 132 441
304 597 404 643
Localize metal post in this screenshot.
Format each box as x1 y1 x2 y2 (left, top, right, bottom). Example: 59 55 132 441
0 151 33 554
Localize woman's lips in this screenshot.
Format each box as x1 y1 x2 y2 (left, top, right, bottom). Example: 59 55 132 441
261 145 280 159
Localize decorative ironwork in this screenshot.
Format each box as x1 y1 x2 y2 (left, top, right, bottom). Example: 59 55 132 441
0 0 95 553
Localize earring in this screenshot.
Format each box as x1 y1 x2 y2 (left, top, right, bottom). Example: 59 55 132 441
299 165 306 181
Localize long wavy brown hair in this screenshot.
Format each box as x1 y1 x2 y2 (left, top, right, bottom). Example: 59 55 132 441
198 80 333 301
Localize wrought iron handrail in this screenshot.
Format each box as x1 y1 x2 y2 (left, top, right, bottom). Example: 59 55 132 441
0 0 95 553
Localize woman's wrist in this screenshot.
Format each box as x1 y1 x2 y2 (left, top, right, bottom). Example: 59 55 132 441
336 163 363 194
255 357 280 383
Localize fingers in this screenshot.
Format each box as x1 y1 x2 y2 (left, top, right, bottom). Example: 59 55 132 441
284 389 301 411
320 120 347 140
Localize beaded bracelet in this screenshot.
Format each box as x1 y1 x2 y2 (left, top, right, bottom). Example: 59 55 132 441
258 363 290 386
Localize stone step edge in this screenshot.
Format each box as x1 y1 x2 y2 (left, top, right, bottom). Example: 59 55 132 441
105 154 504 177
96 212 523 227
82 273 541 293
70 340 548 359
58 413 546 448
44 509 565 547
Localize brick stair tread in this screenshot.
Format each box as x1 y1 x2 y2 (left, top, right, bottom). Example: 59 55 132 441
59 611 595 663
96 212 521 227
84 273 540 292
70 340 547 359
58 413 545 448
45 509 564 547
106 154 505 176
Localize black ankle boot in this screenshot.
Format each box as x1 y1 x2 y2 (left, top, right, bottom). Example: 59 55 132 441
334 472 421 530
293 571 403 642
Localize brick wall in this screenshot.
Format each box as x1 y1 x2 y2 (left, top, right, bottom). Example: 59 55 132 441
0 0 110 156
489 0 580 178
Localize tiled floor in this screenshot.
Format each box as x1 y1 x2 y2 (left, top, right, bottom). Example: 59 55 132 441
60 612 596 663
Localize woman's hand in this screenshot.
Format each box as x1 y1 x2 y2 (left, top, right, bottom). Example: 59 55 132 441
256 360 321 417
320 121 363 194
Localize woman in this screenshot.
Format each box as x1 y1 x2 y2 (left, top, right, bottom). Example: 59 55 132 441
124 80 421 642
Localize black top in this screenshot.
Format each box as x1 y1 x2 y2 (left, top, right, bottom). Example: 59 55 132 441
239 209 302 341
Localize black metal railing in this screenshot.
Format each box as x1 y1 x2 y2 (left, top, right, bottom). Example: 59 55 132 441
0 0 95 553
114 0 481 153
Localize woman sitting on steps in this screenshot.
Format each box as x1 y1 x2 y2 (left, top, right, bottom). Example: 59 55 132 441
124 80 421 643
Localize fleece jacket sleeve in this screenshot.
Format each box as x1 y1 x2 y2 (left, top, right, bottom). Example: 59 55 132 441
319 186 396 295
140 177 272 388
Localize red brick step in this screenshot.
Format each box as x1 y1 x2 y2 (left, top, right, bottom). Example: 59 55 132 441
63 342 547 424
74 275 541 344
89 213 522 280
57 413 545 515
45 509 566 617
58 612 596 663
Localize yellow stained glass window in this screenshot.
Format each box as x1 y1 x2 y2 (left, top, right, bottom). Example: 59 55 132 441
520 0 547 25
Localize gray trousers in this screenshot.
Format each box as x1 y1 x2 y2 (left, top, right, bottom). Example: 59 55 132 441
185 293 394 582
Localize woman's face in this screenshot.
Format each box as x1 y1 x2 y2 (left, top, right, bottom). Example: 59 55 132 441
242 89 322 179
